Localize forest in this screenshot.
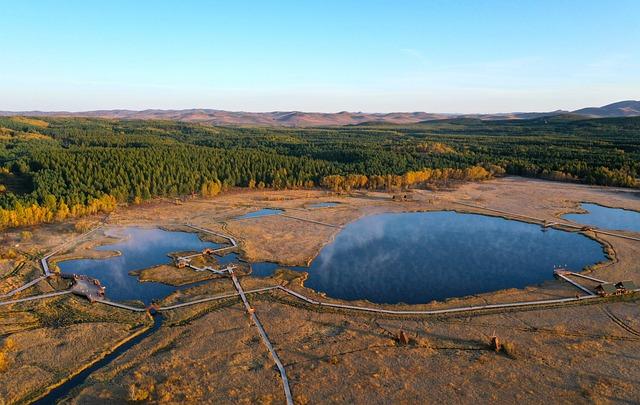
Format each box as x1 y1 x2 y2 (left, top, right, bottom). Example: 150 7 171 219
0 115 638 229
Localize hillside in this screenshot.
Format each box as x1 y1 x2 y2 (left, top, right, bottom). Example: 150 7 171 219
573 100 640 117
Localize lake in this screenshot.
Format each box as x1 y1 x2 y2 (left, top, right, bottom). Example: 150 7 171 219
301 211 606 304
57 227 220 304
57 211 606 306
562 203 640 233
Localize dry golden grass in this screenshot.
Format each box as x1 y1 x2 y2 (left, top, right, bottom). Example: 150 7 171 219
9 116 50 128
3 178 640 403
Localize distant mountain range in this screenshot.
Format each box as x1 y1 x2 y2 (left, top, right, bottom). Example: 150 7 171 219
1 100 638 127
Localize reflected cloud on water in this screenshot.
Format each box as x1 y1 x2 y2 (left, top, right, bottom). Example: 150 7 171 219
302 212 605 304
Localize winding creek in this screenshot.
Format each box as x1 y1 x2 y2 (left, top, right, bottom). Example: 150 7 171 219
34 315 162 405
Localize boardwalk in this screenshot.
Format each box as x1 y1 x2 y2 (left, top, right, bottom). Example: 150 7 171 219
453 200 640 242
0 275 53 299
0 290 72 307
230 270 294 405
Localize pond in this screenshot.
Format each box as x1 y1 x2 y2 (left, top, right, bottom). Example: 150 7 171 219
562 203 640 233
57 228 220 304
300 211 606 304
234 208 283 220
308 202 341 208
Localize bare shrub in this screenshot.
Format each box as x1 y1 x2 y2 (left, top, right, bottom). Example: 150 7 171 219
501 341 518 359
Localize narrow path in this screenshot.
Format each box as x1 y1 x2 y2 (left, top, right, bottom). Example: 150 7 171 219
186 224 238 246
230 271 294 405
601 307 640 338
157 286 279 311
93 299 147 312
274 286 640 316
452 201 640 242
568 272 606 284
40 224 105 276
280 213 342 228
0 275 53 298
0 290 72 307
554 273 596 296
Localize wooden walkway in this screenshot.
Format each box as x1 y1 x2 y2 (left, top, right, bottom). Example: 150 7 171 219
453 201 640 242
3 216 637 405
0 275 54 299
155 286 279 311
230 270 294 405
186 224 238 247
280 214 342 229
0 290 72 307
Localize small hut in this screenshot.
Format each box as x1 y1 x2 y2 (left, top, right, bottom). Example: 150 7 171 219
615 280 637 293
176 258 189 269
595 283 618 297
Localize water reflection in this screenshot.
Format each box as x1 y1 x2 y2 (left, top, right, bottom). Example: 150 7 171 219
308 202 340 208
235 208 283 220
302 212 605 304
57 228 220 304
563 203 640 232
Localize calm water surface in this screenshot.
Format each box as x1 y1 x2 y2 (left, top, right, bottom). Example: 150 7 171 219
58 212 606 306
235 208 283 220
562 203 640 232
309 202 341 208
302 212 605 304
57 228 220 303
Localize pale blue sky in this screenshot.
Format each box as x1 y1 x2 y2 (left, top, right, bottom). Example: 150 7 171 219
1 0 638 113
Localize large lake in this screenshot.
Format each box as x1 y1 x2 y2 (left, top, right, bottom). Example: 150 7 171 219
562 203 640 233
301 212 605 304
57 227 219 304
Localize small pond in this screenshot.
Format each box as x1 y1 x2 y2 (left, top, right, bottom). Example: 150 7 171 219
562 203 640 233
57 228 220 304
234 208 283 220
308 202 341 208
300 211 606 304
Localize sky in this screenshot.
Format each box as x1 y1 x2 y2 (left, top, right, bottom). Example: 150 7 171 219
1 0 639 113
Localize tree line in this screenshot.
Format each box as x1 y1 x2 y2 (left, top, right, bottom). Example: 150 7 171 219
0 115 638 229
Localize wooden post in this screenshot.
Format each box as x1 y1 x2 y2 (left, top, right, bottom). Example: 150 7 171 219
397 330 410 345
490 335 501 352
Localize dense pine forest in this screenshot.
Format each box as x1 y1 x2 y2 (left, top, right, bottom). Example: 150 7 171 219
0 115 638 229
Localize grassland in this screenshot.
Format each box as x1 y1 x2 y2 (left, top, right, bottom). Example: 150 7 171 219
0 177 639 404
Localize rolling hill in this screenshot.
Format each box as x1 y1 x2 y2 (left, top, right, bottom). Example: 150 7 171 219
1 100 638 126
573 100 640 118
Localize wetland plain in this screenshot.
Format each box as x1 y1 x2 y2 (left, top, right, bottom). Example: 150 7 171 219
1 177 640 404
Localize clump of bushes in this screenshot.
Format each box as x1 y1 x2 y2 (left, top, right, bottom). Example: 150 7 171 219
0 248 18 260
501 341 518 359
394 330 431 348
489 335 518 359
0 338 16 372
74 220 94 233
128 371 156 401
